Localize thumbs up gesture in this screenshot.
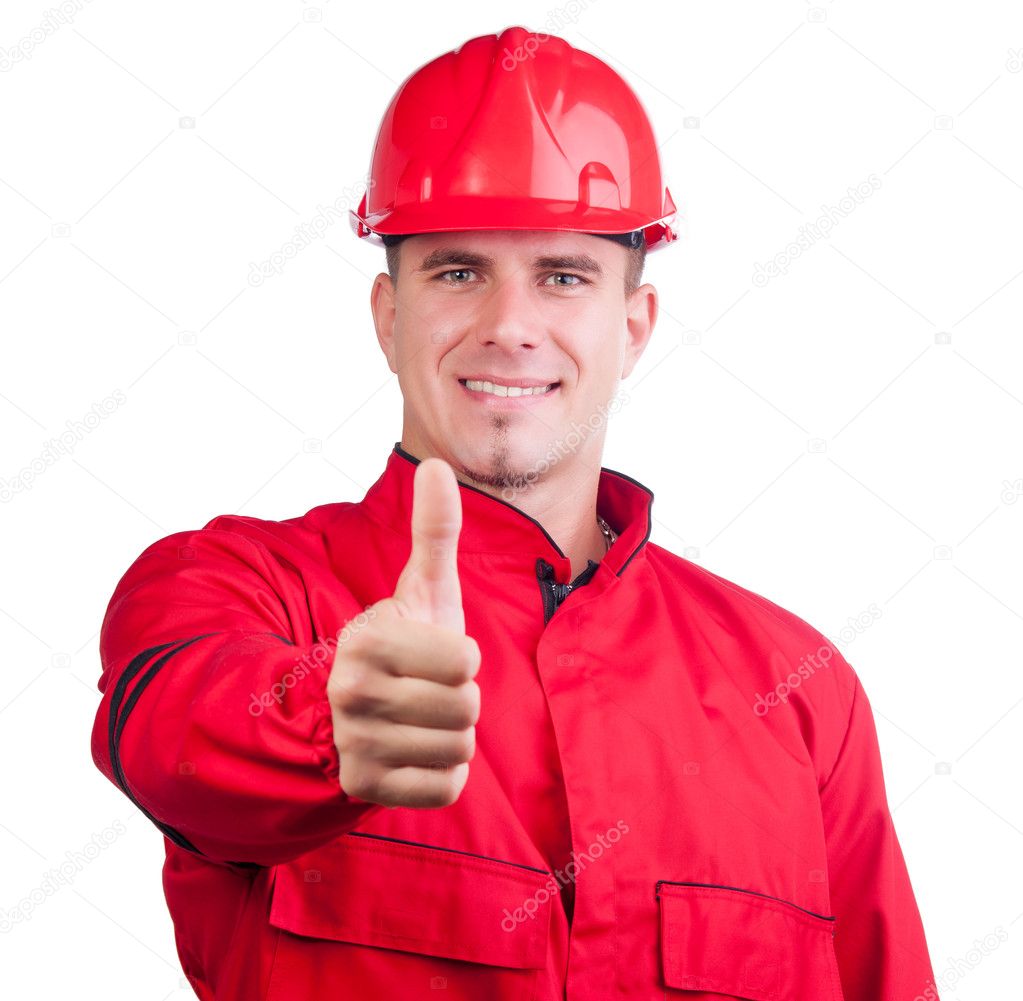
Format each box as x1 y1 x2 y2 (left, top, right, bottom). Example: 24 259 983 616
328 458 481 809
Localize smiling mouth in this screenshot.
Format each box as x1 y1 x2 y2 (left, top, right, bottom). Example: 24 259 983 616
458 378 560 398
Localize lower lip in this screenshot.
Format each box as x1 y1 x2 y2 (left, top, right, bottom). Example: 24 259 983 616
458 381 561 406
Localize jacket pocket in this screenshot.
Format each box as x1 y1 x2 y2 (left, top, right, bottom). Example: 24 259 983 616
656 880 844 1000
265 832 555 1000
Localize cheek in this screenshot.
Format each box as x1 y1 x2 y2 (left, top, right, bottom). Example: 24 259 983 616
566 327 622 382
390 336 438 403
414 293 473 332
394 315 443 366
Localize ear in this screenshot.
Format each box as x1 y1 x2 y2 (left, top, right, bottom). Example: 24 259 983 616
370 272 398 373
621 283 658 380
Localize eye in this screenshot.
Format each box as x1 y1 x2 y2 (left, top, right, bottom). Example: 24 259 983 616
436 268 478 283
545 273 587 287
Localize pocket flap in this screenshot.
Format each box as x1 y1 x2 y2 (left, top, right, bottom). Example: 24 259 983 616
269 833 554 970
657 881 842 1000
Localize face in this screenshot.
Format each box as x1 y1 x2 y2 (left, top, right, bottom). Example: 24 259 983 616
370 229 658 496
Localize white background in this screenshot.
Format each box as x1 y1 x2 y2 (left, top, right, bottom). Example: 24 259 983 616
2 0 1021 997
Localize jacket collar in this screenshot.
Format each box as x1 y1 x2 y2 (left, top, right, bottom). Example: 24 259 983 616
359 442 654 580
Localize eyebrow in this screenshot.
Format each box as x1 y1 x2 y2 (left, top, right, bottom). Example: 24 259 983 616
413 247 605 278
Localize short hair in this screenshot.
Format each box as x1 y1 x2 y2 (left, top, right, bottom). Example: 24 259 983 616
383 233 647 298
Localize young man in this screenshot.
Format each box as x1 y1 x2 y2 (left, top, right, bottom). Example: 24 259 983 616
91 26 939 1000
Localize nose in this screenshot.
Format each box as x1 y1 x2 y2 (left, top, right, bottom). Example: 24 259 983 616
473 272 546 350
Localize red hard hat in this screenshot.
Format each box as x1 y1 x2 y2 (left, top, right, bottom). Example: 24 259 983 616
350 26 678 251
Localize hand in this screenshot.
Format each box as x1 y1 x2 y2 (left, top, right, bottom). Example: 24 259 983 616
327 457 480 808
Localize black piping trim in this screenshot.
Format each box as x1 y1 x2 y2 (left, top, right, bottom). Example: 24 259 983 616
600 463 655 498
392 441 655 575
654 879 836 922
599 463 654 578
266 632 295 646
114 636 221 745
344 830 551 876
393 441 568 558
107 639 196 802
108 632 261 870
109 635 221 854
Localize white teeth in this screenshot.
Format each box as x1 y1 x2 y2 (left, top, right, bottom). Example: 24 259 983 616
463 379 555 397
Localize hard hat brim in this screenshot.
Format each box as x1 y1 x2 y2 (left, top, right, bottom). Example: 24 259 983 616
351 195 677 250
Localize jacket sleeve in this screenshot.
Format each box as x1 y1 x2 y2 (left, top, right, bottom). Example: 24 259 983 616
90 522 384 868
819 667 940 1000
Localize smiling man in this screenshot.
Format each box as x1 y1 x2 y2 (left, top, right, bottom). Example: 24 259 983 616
91 26 939 1001
370 227 656 583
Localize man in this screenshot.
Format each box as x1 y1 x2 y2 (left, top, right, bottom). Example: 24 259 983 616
91 26 939 1000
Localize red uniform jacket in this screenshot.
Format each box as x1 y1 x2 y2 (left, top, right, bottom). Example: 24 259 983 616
91 442 939 1000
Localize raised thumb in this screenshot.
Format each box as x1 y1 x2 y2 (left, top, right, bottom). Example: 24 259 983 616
392 457 465 633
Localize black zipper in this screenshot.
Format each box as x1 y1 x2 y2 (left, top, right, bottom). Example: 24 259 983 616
344 830 551 876
535 557 601 625
654 879 836 922
536 559 557 624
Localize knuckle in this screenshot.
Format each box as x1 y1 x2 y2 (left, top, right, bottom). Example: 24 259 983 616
334 719 376 759
427 780 457 808
338 762 376 802
337 624 373 662
444 762 470 801
466 636 482 671
342 773 371 801
453 637 480 680
422 761 465 805
467 680 481 721
456 725 476 762
326 668 350 707
343 677 383 718
344 617 397 667
327 667 361 708
452 681 481 727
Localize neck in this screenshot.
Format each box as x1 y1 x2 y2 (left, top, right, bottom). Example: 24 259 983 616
551 502 610 580
402 439 609 580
